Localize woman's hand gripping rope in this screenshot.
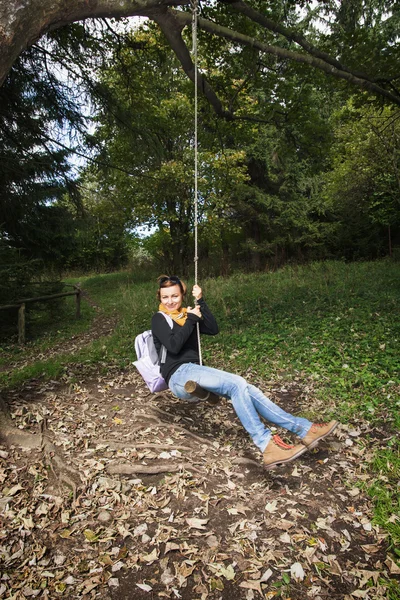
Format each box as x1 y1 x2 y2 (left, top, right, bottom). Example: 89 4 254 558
187 284 203 318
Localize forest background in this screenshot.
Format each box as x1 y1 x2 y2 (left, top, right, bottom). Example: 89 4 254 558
1 0 400 311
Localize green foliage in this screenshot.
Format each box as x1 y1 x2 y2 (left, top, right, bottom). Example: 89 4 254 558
322 101 400 260
87 25 195 273
0 20 135 279
86 19 345 274
0 241 70 341
85 23 260 274
0 243 43 305
326 0 400 81
0 46 82 271
60 174 133 274
3 5 400 281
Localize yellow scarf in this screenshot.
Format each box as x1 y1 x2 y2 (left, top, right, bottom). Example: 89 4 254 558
159 303 188 326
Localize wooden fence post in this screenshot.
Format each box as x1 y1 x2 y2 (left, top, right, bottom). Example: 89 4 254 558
75 288 81 319
18 303 25 345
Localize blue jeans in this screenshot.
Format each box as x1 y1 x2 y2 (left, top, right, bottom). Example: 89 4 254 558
169 363 312 453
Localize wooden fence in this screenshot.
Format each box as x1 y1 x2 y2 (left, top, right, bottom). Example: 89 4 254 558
0 284 81 344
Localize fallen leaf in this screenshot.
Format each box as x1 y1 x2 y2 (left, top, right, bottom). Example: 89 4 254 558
133 523 148 536
159 451 172 459
239 580 263 596
265 500 278 513
111 560 124 572
291 465 301 477
206 535 218 548
351 590 369 598
176 561 196 578
59 529 73 539
290 562 305 582
385 557 400 575
6 484 23 496
83 529 99 543
136 583 152 592
210 578 224 591
220 565 235 581
260 569 273 583
141 548 159 564
210 563 236 581
165 542 180 554
360 544 381 554
275 519 295 531
186 517 209 530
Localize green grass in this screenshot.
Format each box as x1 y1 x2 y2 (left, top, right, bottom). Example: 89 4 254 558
1 260 400 573
202 261 400 427
367 440 400 553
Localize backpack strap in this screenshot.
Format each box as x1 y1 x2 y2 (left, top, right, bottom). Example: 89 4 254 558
158 312 173 364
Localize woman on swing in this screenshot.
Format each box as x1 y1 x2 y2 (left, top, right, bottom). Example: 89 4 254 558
152 275 338 469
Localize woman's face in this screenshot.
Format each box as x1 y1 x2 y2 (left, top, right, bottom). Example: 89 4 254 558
160 284 183 312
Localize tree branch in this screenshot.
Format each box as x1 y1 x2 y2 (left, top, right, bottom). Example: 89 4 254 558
1 0 399 114
172 9 400 108
150 6 233 119
223 0 374 82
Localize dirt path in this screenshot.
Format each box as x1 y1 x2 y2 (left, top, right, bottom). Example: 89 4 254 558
0 362 397 600
0 308 117 375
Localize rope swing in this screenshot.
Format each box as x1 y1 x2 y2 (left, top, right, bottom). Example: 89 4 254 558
191 0 203 366
183 0 220 404
192 0 199 287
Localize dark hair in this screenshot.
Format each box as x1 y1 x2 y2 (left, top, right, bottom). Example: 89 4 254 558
157 275 187 301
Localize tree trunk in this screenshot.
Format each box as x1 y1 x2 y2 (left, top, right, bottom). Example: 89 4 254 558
0 0 176 87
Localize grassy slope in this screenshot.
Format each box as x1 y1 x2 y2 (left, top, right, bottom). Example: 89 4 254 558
0 260 399 562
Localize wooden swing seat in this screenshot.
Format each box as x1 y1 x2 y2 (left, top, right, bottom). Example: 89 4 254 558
184 380 220 405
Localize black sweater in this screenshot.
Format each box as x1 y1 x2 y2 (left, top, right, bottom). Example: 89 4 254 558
151 298 219 384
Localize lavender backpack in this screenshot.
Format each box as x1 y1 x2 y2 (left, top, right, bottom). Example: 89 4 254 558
133 312 173 393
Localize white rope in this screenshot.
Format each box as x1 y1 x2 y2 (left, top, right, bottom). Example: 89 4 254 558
192 0 202 366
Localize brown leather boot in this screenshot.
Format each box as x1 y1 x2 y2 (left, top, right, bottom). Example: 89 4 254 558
263 435 307 470
302 421 338 449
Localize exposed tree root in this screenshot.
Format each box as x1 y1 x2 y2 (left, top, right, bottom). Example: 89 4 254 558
96 440 192 451
163 424 215 447
145 409 215 447
151 393 170 403
40 419 80 500
0 398 79 498
106 462 202 475
232 456 260 467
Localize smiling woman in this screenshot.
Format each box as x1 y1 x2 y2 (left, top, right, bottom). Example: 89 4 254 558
151 274 338 470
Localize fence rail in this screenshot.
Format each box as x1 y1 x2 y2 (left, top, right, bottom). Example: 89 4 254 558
0 285 81 344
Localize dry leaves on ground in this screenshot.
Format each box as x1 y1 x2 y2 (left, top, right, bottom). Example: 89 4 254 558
0 366 398 600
